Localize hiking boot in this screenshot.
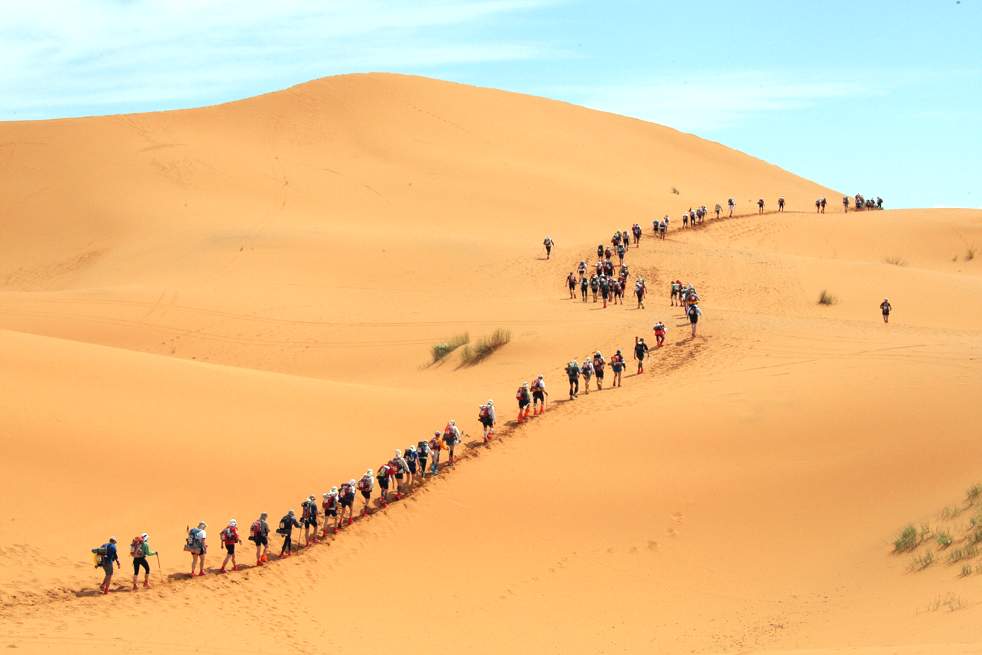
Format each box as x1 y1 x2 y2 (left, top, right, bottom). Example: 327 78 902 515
143 581 150 588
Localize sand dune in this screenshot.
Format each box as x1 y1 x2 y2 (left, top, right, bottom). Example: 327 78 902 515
1 74 980 654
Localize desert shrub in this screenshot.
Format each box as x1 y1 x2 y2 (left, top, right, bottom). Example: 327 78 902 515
937 530 953 549
948 548 966 564
911 551 934 571
967 484 982 505
430 333 469 364
818 289 837 306
961 564 973 577
894 525 918 553
884 256 907 266
459 329 511 366
671 186 680 195
967 248 976 262
941 505 961 520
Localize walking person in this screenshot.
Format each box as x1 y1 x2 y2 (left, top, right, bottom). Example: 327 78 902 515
219 519 241 573
728 198 735 217
429 432 444 473
687 302 702 337
634 337 649 374
566 272 576 299
391 449 410 497
580 357 593 394
565 359 580 399
249 513 270 565
376 463 392 504
580 275 588 302
443 420 461 466
653 321 667 348
404 445 418 486
714 203 722 219
531 375 549 415
93 536 120 594
671 280 680 307
185 522 207 577
516 382 532 422
842 195 849 212
478 401 496 444
416 439 431 477
757 198 765 214
358 469 375 513
543 236 554 259
129 532 154 590
321 489 339 536
339 481 357 526
592 351 606 390
277 510 301 556
301 496 319 545
635 277 646 309
880 298 892 323
611 350 625 386
778 197 785 212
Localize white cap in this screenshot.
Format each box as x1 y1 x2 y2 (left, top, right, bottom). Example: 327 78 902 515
229 519 237 527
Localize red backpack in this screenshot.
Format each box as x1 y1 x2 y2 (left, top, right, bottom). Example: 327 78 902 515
130 535 144 558
250 520 262 538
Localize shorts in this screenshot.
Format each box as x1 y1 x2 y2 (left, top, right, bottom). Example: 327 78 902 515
225 543 236 555
325 508 337 517
408 461 417 474
361 490 371 500
882 310 889 316
612 366 623 373
340 498 353 508
102 561 114 576
518 399 530 408
480 417 493 427
532 390 544 402
133 557 149 575
689 316 699 324
255 536 269 547
395 472 404 480
304 518 318 528
595 369 604 379
379 479 389 490
418 458 428 469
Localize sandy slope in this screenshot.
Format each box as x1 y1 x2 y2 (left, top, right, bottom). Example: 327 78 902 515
0 74 980 654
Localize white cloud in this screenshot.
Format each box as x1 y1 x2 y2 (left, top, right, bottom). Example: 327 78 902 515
0 0 560 118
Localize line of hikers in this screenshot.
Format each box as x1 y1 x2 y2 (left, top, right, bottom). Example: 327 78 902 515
90 409 498 593
845 194 884 211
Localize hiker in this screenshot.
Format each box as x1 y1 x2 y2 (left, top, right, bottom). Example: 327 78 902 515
632 223 642 246
405 445 418 485
596 244 604 259
543 236 554 259
671 280 680 306
876 197 883 209
219 519 240 573
416 439 431 477
358 469 374 513
277 510 301 556
659 220 668 239
391 449 410 497
590 274 599 302
301 495 319 545
880 298 892 323
531 375 549 415
580 275 588 302
443 420 461 465
714 203 722 219
635 277 646 309
757 198 765 214
728 197 735 217
516 382 532 422
94 536 120 594
339 481 356 525
580 357 594 394
682 213 688 228
577 260 587 277
376 463 392 503
616 242 626 264
565 359 580 398
610 350 625 386
820 197 827 213
592 351 606 390
478 401 496 443
566 272 576 299
249 513 270 565
130 532 155 590
429 431 444 473
634 337 649 374
842 196 849 212
186 522 207 576
778 197 785 212
687 303 702 337
321 489 339 535
599 275 609 309
653 321 667 348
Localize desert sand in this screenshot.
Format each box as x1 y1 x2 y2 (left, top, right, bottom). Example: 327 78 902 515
0 74 980 654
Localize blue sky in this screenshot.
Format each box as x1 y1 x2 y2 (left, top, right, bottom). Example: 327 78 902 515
2 0 979 207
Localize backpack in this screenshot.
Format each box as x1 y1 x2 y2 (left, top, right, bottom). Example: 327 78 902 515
130 536 144 558
250 520 262 539
186 528 204 551
221 527 237 545
276 517 289 536
417 441 430 456
357 476 372 491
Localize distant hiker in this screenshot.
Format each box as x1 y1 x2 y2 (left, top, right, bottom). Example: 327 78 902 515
516 382 532 422
728 197 735 217
880 298 892 323
478 402 496 444
592 351 606 390
577 260 587 277
653 321 667 348
689 208 696 226
301 495 319 545
429 431 444 473
250 513 270 565
611 350 625 386
185 522 207 576
876 197 883 209
596 244 604 259
543 236 554 259
566 272 576 299
682 213 689 228
405 445 419 484
671 279 680 306
659 220 668 239
634 337 649 374
340 481 356 525
580 275 588 302
219 519 240 573
566 359 580 398
93 536 120 594
687 303 702 337
277 510 301 556
590 274 599 302
580 357 593 394
531 375 549 415
599 275 610 309
715 203 722 219
635 277 646 309
820 197 827 213
443 420 461 465
391 449 410 496
358 469 374 513
842 195 849 212
321 489 340 535
632 223 642 246
129 532 155 590
778 197 785 212
376 463 392 503
815 198 821 212
757 198 765 214
416 440 431 477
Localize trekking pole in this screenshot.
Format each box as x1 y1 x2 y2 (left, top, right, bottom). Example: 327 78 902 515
156 552 163 583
